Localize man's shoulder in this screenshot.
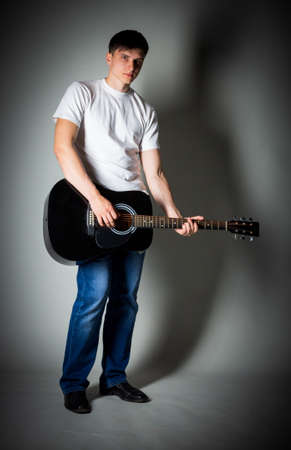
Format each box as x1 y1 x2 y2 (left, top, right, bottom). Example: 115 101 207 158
69 79 100 98
130 88 157 117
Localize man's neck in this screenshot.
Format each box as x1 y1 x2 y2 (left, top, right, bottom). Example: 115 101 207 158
105 75 130 93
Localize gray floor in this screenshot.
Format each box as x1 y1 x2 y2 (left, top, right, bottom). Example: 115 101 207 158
1 370 289 450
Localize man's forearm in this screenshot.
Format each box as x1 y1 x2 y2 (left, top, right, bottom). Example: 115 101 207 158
55 143 118 227
146 170 181 217
54 144 101 203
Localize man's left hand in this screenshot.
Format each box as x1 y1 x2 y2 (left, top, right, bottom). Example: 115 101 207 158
175 215 204 237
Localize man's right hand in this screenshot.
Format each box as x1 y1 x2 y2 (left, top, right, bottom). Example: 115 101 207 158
89 194 119 228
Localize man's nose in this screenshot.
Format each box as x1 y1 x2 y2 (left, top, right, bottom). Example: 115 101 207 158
127 60 134 71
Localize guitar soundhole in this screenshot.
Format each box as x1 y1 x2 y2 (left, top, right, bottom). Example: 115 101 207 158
111 203 137 236
114 213 133 232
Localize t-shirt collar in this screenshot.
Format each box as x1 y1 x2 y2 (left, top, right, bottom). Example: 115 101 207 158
102 78 132 98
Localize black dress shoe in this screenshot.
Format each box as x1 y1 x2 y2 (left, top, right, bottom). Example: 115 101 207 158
99 381 151 403
64 390 91 413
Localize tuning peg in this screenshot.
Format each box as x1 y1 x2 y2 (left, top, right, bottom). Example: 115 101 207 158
249 237 254 242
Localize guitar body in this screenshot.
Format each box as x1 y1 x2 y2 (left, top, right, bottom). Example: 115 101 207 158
43 179 153 265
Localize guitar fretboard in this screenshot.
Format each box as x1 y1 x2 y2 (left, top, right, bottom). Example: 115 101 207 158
132 216 228 231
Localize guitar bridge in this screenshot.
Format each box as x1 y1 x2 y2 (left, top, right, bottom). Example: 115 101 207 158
87 208 95 237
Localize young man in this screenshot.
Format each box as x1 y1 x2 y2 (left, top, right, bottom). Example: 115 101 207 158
53 30 203 413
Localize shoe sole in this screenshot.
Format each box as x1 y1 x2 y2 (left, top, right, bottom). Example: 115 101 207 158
65 405 92 414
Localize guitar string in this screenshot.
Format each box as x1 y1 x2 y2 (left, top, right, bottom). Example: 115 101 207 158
98 217 254 233
92 215 254 236
90 212 250 230
96 214 229 230
95 214 227 223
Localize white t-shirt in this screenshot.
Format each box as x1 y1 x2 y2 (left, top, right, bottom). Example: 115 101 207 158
53 78 160 194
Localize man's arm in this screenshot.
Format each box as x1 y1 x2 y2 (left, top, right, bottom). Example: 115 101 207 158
140 149 203 236
54 118 118 227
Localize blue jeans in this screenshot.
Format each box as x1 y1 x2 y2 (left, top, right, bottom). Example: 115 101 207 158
60 249 146 394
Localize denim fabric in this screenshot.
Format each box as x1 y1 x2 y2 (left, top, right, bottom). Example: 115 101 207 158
60 249 146 394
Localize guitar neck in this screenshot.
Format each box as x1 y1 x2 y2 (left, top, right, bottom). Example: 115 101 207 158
132 216 228 231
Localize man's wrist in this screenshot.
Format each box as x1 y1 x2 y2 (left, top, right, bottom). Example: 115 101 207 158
87 187 103 204
163 205 182 218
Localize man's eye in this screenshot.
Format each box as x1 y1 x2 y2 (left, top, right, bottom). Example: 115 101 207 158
122 55 128 60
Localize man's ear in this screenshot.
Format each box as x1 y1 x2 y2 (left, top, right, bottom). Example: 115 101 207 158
105 52 112 65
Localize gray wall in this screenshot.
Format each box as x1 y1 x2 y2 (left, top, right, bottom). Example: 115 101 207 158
2 0 290 383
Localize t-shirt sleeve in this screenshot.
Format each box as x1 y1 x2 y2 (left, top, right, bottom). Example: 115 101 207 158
52 81 90 127
140 108 160 151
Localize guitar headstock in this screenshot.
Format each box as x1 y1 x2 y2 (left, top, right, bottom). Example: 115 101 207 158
228 217 260 241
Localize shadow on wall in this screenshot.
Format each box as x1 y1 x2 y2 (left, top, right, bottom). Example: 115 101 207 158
128 1 252 387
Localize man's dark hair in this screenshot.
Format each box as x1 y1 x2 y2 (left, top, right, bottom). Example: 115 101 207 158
108 30 149 56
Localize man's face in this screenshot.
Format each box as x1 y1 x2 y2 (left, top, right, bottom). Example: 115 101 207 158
106 48 145 86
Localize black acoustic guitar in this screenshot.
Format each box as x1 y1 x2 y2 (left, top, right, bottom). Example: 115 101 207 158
43 179 260 265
